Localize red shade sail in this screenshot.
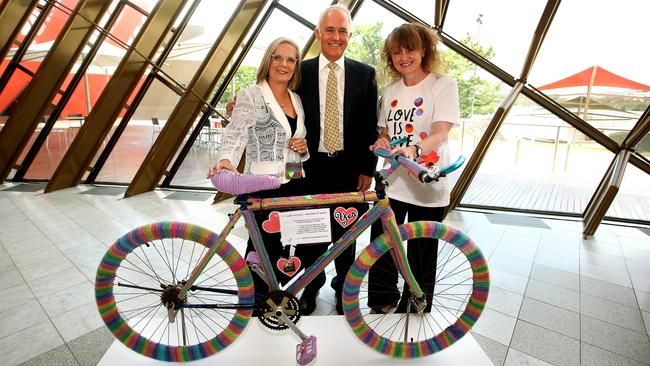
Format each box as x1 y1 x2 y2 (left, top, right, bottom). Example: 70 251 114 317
538 66 650 91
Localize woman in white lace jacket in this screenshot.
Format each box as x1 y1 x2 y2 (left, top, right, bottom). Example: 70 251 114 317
209 37 309 298
210 37 309 186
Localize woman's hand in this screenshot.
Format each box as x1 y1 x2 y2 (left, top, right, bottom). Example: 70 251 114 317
288 137 308 156
208 159 237 177
390 145 419 160
369 135 391 151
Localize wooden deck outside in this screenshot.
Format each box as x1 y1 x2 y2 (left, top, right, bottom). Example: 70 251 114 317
462 174 650 221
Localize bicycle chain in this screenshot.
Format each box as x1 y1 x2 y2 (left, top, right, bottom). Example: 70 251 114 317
256 290 301 331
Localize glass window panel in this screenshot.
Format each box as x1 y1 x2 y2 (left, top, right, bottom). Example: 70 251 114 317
168 49 244 188
241 10 313 66
1 1 76 113
606 162 650 221
444 0 547 79
0 67 34 117
23 116 80 179
279 0 331 27
350 0 407 94
130 0 157 14
33 0 79 44
461 94 613 214
106 3 148 48
635 131 650 160
529 0 650 141
94 78 172 183
390 0 435 25
170 9 313 188
447 67 505 183
13 6 45 48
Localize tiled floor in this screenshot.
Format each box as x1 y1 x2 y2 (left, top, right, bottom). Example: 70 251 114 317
1 183 649 365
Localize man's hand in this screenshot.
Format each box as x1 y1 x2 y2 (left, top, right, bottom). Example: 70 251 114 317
225 95 237 117
357 174 372 191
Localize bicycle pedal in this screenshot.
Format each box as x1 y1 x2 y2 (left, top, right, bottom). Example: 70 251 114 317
296 335 317 365
245 251 261 266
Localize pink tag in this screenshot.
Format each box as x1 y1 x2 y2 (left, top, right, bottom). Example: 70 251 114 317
333 207 358 228
277 256 301 277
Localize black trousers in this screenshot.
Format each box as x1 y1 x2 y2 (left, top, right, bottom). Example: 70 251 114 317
244 179 305 300
295 202 368 299
367 198 443 311
299 152 364 300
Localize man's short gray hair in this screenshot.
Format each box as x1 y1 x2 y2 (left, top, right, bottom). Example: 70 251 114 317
317 4 352 31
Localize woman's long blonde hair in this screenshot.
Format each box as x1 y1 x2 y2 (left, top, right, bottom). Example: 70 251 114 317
256 37 302 90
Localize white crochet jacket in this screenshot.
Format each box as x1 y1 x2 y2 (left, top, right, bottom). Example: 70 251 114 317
216 80 308 183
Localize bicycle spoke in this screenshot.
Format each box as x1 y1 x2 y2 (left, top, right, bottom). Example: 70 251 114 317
344 222 488 357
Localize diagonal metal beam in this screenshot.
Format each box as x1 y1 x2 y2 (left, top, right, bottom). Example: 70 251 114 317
14 0 126 181
623 105 650 150
519 0 560 82
582 150 630 237
434 0 450 30
0 0 111 183
125 0 268 197
0 0 38 62
164 1 276 190
85 0 202 184
0 1 52 95
45 0 188 192
447 82 525 212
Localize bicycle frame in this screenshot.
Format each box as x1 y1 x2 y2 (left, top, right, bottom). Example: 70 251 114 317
177 190 425 306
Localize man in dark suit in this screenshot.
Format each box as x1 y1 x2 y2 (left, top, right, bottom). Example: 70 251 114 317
296 4 378 315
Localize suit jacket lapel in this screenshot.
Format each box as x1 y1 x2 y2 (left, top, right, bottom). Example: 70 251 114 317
343 58 352 134
310 59 321 133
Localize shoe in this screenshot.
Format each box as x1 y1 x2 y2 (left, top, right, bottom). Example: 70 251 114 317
370 300 398 314
395 295 431 314
330 275 338 291
299 291 319 315
335 297 343 315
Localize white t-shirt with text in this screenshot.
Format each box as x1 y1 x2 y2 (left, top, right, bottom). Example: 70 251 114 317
377 73 460 207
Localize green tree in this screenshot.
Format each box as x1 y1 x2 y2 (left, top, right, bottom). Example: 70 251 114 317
443 34 501 118
348 23 502 118
216 65 258 106
347 22 390 91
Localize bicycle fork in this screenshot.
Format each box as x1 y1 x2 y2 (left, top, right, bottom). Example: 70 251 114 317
379 204 427 311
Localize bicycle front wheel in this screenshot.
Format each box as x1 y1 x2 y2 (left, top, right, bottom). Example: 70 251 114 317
343 221 489 358
95 222 254 362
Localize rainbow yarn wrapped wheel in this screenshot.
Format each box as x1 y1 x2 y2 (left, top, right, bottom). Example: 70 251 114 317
342 221 489 358
95 222 254 362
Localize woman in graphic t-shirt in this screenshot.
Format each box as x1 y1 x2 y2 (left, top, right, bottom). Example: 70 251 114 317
367 23 460 313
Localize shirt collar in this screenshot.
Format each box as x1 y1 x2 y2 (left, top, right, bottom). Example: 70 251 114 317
318 53 345 72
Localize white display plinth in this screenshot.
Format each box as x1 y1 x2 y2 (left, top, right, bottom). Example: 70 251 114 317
99 315 493 366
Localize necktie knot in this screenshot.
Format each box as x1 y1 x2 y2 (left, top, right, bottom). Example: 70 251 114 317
327 62 337 71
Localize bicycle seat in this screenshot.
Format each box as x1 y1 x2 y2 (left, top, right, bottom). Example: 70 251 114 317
210 170 281 195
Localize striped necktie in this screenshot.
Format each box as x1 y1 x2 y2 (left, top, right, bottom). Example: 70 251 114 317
324 62 340 154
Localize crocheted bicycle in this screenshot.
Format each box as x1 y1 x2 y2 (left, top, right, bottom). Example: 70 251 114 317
95 148 489 364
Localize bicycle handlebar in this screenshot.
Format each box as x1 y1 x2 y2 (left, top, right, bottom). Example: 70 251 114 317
373 147 465 183
209 149 465 195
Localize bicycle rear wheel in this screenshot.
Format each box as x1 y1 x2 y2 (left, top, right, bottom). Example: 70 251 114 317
343 221 489 358
95 222 254 361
